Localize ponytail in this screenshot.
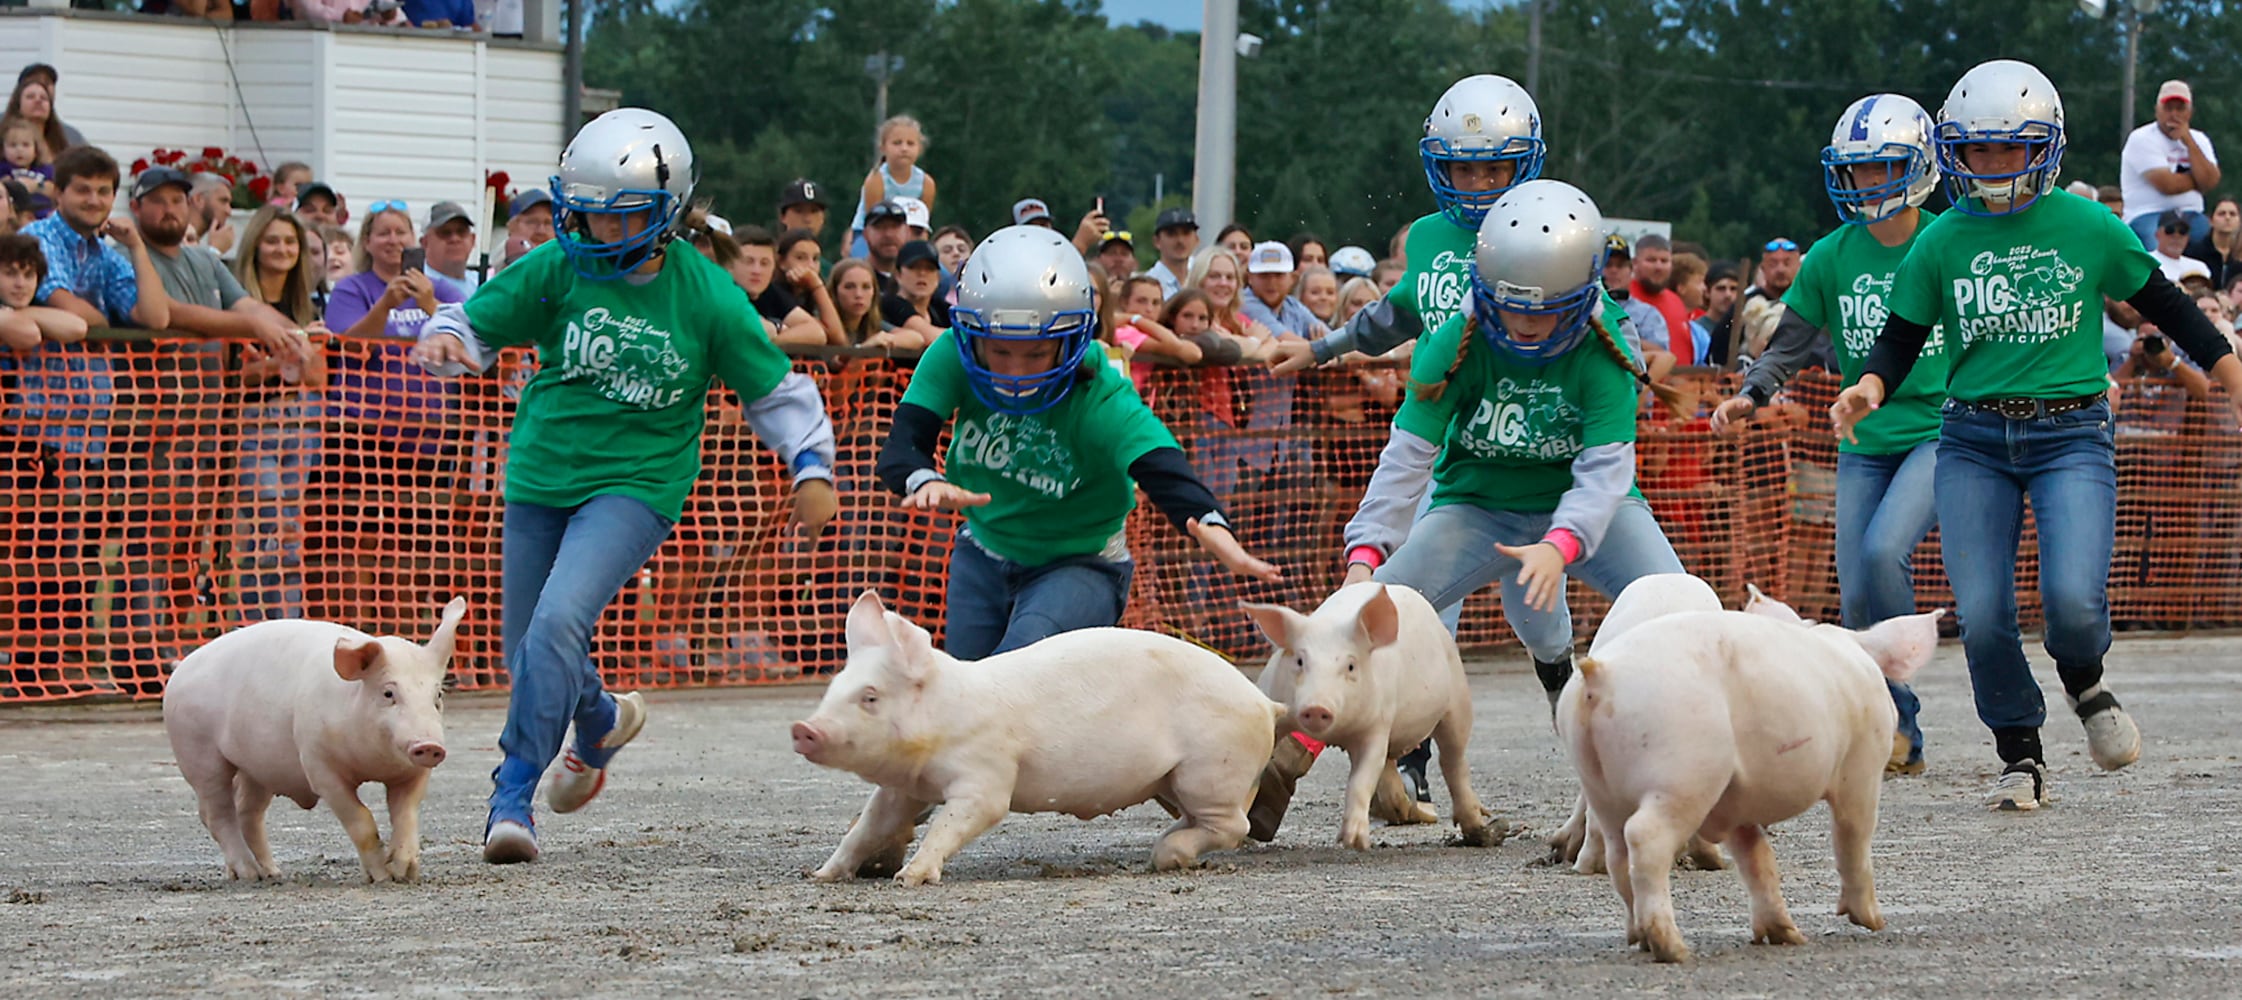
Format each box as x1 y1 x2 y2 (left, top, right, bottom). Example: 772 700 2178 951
1410 315 1476 402
1590 310 1698 417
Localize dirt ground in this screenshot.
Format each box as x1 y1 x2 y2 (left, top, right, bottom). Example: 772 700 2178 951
3 634 2241 998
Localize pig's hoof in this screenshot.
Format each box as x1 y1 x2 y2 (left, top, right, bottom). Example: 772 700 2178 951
1752 922 1806 946
805 866 849 884
1840 901 1885 932
387 858 421 883
893 867 942 887
1645 924 1692 963
1337 821 1372 851
1452 821 1507 849
1678 838 1729 871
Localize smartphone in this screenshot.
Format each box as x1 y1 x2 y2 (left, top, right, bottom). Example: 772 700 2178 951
401 247 426 272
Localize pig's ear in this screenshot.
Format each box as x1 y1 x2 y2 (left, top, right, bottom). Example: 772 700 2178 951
1355 584 1402 648
333 637 383 681
882 610 937 683
1854 609 1944 683
1743 583 1805 623
846 591 895 653
424 596 468 665
1239 601 1303 650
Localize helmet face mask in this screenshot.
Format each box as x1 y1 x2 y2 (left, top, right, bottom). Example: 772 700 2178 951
952 226 1100 415
550 108 698 280
1822 94 1939 225
1421 75 1546 229
1467 179 1609 366
1933 60 2066 217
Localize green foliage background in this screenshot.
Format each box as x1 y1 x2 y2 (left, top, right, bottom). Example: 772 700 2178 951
585 0 2242 260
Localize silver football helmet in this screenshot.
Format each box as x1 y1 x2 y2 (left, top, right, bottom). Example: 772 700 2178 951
1934 59 2065 216
550 108 698 278
1468 179 1607 365
1822 93 1940 224
1421 74 1545 228
951 225 1099 414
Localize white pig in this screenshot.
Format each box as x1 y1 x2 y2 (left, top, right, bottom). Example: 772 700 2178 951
1243 583 1499 850
1552 573 1729 874
1558 603 1942 962
162 598 465 883
793 592 1281 886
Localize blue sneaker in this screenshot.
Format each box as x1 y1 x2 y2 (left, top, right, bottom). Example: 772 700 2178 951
483 813 539 864
547 691 648 814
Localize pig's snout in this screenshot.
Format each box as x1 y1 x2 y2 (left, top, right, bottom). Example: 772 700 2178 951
407 741 448 768
791 721 824 761
1296 705 1335 733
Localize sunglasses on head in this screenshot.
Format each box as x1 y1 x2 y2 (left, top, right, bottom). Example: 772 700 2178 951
365 200 408 215
1764 238 1799 253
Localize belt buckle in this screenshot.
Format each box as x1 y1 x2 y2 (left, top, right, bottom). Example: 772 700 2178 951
1992 398 2037 420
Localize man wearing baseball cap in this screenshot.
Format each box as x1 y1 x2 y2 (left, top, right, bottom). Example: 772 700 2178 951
862 197 911 295
1146 207 1199 298
1239 240 1324 338
1012 198 1054 228
423 200 481 293
2121 79 2222 247
777 178 827 237
129 163 307 359
294 181 341 228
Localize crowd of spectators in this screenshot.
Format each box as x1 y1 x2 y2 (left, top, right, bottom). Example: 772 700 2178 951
144 1 524 34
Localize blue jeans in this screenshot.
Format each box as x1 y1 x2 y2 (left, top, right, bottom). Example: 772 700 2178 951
2129 209 2210 249
1836 440 1939 760
943 529 1134 660
1935 400 2116 738
1376 496 1684 663
490 495 675 822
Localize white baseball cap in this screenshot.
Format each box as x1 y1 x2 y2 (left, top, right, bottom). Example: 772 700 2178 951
1329 245 1376 278
1246 240 1294 274
892 195 930 231
2158 80 2192 106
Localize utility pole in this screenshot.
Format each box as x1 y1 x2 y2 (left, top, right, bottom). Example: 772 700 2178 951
1192 0 1238 233
562 0 584 135
866 52 905 164
1526 0 1543 95
2120 3 2141 149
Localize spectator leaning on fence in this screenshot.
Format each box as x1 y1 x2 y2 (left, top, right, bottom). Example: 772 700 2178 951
727 224 825 346
1145 207 1198 300
131 166 312 363
1239 241 1325 339
0 233 86 351
2121 80 2220 247
824 258 888 346
873 239 947 349
25 147 168 330
232 205 326 329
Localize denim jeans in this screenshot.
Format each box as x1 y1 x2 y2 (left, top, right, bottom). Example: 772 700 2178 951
943 529 1134 661
1376 496 1684 663
489 495 675 822
1935 399 2116 737
1835 440 1939 759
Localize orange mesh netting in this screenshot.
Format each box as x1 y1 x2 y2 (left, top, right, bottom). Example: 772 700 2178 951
6 332 2239 702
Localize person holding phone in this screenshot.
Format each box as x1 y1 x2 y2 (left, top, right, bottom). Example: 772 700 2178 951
324 200 468 474
326 202 463 342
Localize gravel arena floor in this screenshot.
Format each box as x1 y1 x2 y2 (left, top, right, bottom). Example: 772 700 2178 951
4 634 2242 998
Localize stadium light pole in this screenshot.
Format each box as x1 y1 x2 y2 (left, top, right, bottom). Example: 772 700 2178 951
2081 0 2165 149
1192 0 1239 233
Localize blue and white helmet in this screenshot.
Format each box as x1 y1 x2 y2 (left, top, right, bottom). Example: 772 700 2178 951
1933 60 2065 216
1421 75 1545 229
951 226 1099 415
550 108 697 280
1822 94 1939 224
1468 179 1607 366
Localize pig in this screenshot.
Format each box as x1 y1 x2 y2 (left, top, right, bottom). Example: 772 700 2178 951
1558 603 1943 962
162 598 465 883
1549 573 1729 874
793 592 1281 886
1243 583 1500 851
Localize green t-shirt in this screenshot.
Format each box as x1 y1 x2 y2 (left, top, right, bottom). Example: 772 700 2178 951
1395 310 1642 513
900 330 1180 566
464 241 793 521
1784 215 1949 455
1387 212 1476 336
1888 189 2155 401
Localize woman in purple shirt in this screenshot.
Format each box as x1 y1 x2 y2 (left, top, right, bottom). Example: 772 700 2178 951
325 203 467 462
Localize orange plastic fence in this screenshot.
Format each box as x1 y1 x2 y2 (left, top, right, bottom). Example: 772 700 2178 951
6 334 2240 703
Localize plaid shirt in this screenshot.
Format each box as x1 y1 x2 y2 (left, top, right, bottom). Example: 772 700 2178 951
23 212 140 327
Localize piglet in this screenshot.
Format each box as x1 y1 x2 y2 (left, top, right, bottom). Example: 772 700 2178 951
1558 602 1942 962
162 598 465 883
794 592 1281 886
1244 583 1500 850
1551 573 1729 874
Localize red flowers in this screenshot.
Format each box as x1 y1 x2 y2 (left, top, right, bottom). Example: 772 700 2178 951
136 145 279 209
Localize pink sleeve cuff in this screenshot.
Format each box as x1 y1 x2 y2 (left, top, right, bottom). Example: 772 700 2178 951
1346 545 1384 569
1541 529 1582 565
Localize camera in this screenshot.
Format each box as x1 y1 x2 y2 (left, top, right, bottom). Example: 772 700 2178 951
2142 333 2167 355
